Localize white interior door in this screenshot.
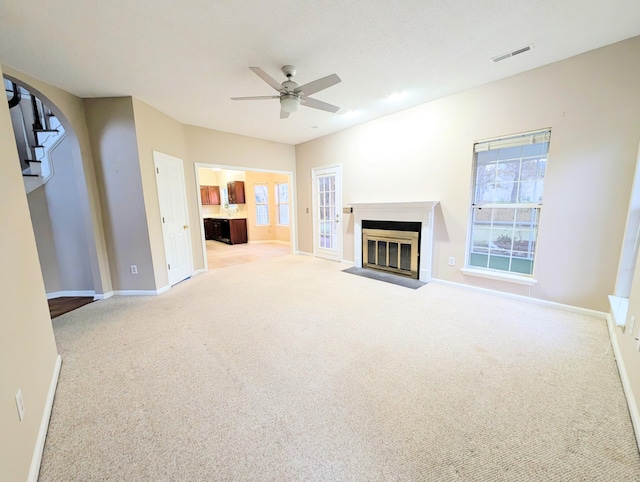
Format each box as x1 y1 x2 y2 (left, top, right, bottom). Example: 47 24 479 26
154 151 193 286
312 164 343 261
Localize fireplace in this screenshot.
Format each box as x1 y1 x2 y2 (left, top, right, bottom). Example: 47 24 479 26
362 220 420 279
350 202 438 283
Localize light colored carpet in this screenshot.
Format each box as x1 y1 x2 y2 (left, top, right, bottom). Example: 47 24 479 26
40 255 640 481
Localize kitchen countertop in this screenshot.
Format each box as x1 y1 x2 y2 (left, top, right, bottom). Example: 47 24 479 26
204 215 248 220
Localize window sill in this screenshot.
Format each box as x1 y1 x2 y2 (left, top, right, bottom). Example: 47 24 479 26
461 267 537 286
608 295 629 328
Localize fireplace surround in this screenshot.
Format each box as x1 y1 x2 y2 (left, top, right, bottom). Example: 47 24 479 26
351 202 438 283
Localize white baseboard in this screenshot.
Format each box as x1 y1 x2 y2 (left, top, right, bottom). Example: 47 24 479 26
607 313 640 451
46 290 95 300
430 278 608 319
295 251 314 257
156 285 171 295
192 269 206 276
340 260 354 267
96 286 171 298
94 291 114 300
113 289 166 296
28 354 62 482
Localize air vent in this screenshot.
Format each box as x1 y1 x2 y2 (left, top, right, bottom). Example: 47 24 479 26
491 44 533 63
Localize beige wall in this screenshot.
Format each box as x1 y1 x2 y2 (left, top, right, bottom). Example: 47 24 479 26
27 136 94 295
85 97 156 291
45 136 94 292
0 64 59 482
296 37 640 312
131 98 188 289
184 125 295 172
27 186 62 293
2 66 112 295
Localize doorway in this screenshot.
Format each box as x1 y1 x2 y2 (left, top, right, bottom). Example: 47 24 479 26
195 164 296 271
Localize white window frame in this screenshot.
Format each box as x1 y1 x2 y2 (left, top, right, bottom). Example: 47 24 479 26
463 129 551 284
275 182 289 226
254 183 269 226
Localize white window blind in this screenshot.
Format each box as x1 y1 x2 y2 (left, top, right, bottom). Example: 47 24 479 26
474 129 551 153
276 183 289 226
254 184 269 226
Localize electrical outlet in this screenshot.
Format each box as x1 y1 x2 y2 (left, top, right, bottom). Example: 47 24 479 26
15 388 25 421
130 265 138 275
448 256 456 266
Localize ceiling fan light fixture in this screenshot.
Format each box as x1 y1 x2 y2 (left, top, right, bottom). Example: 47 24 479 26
281 94 300 113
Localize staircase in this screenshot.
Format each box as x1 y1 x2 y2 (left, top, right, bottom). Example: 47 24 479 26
5 78 65 193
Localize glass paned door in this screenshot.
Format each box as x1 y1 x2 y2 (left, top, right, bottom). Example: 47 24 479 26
312 165 342 261
318 175 336 249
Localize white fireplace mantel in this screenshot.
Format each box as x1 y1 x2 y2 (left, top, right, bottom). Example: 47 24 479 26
350 202 439 282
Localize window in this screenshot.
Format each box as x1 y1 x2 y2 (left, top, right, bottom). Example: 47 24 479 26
221 187 229 208
254 183 269 226
467 129 550 276
276 183 289 225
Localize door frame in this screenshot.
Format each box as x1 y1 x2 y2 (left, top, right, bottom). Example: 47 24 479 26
311 163 343 262
194 163 297 272
153 151 194 287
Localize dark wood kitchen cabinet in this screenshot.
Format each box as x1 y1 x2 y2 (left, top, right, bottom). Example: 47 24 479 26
200 185 220 205
203 218 247 245
227 218 248 244
227 181 245 204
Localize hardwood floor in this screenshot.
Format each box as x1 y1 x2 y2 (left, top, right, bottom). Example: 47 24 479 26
48 297 94 319
206 241 290 269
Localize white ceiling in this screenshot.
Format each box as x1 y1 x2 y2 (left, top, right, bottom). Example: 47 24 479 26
1 1 639 146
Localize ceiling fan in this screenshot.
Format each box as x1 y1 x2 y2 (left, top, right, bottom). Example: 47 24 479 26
231 65 341 119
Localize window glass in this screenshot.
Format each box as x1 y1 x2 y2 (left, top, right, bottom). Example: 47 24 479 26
468 131 550 276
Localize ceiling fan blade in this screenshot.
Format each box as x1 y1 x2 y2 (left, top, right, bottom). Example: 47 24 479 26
301 97 340 113
295 74 341 96
249 67 283 91
231 95 279 101
280 109 290 119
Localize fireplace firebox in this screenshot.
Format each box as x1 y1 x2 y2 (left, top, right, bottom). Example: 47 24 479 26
362 220 421 279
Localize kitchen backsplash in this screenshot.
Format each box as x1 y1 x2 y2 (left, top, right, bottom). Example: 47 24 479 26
202 204 248 217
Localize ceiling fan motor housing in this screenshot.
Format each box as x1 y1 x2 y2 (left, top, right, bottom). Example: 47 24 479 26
281 65 297 78
282 80 298 91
